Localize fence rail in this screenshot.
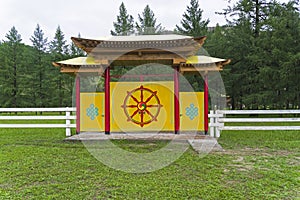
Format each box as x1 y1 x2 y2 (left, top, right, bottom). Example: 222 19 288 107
1 108 300 138
209 110 300 138
0 107 76 136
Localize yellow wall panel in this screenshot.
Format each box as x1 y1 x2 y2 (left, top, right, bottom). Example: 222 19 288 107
110 82 174 132
80 93 104 132
180 92 204 131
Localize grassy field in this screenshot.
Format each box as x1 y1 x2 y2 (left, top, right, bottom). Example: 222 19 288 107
0 127 299 199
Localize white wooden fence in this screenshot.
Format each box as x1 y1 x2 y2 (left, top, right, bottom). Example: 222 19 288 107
1 108 300 138
209 110 300 138
0 108 76 136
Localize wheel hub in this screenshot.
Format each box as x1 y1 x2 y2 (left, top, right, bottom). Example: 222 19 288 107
138 102 147 111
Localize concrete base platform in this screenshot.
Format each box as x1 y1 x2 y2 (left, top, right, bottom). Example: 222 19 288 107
65 132 224 153
188 138 224 152
65 132 207 141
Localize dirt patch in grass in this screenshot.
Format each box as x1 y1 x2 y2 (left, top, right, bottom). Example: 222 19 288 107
288 156 300 166
214 147 299 174
214 147 297 156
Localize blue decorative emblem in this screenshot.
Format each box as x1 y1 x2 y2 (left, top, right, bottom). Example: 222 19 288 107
86 104 99 120
185 104 198 120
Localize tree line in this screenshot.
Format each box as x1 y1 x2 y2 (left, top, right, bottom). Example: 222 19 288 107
0 25 84 108
212 0 300 109
0 0 299 109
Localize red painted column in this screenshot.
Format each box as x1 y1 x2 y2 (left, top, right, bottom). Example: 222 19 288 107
204 73 209 135
174 66 180 134
76 75 80 134
105 66 111 134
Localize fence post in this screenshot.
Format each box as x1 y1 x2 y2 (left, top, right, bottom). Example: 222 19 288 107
209 110 215 137
215 110 221 138
66 108 71 137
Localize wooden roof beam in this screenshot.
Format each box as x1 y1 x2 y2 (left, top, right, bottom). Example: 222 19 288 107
60 66 105 74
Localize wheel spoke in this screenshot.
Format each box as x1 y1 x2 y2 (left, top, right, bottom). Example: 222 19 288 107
126 105 137 108
145 91 157 103
145 109 155 120
130 94 139 104
140 111 144 127
147 104 161 108
141 87 144 102
130 109 140 119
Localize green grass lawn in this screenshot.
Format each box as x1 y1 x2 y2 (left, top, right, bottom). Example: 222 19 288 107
0 127 299 199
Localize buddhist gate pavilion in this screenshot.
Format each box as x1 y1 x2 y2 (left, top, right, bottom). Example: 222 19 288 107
53 34 230 135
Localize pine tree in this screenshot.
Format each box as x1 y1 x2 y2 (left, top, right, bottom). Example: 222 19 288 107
50 26 69 59
111 2 134 36
219 0 272 38
205 24 227 57
136 5 163 35
176 0 210 37
264 0 300 108
49 26 72 107
31 24 48 53
0 27 24 107
30 24 49 107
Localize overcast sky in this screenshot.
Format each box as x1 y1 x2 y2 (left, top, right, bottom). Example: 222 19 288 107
0 0 290 45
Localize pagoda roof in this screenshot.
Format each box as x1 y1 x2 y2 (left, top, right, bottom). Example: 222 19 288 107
53 55 231 74
180 56 231 73
53 34 230 74
71 34 206 57
186 55 230 65
53 57 101 66
52 57 107 74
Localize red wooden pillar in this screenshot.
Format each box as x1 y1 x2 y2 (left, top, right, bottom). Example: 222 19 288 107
76 75 80 134
105 66 111 134
204 73 209 134
174 66 180 134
